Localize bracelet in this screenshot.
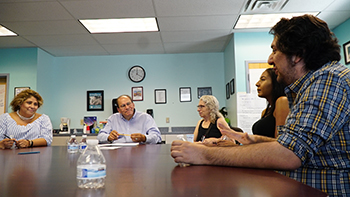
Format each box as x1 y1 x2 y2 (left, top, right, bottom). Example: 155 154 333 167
29 140 33 147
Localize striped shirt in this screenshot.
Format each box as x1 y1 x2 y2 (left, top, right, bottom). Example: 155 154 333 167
0 113 53 145
277 61 350 196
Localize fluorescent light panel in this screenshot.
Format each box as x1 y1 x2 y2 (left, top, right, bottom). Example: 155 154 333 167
79 18 159 33
0 25 17 36
234 12 319 29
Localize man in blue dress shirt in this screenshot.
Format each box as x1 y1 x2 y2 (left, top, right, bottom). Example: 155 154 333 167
97 95 161 144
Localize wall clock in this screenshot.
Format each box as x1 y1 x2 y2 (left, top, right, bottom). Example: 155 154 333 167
128 65 146 83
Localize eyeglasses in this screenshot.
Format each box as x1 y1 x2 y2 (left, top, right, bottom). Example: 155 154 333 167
197 105 205 109
119 102 132 108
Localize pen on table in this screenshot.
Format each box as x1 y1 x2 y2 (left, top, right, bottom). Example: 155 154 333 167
18 151 40 155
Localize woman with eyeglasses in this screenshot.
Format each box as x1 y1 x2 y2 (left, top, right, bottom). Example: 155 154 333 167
193 95 230 142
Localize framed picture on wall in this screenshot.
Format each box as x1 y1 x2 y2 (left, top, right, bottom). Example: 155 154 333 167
132 86 143 101
179 87 191 102
197 87 212 99
230 78 235 95
343 40 350 65
226 83 230 99
14 87 30 96
87 90 104 111
155 89 166 104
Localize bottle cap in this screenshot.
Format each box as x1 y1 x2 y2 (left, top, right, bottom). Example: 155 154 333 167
82 135 87 138
86 139 98 145
71 135 76 138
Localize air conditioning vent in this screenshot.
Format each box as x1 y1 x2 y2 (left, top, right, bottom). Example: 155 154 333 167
243 0 289 13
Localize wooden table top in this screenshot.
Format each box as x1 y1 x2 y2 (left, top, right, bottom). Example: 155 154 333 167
0 144 327 197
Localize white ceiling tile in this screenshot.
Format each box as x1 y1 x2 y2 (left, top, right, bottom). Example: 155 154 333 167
103 43 165 55
1 20 87 36
0 2 73 21
323 0 350 11
0 36 36 48
161 30 232 43
153 0 246 16
60 0 155 19
41 45 109 57
23 35 99 46
158 15 238 31
92 32 162 44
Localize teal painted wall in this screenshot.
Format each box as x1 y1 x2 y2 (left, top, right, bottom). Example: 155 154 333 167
0 48 38 106
31 52 224 129
333 18 350 67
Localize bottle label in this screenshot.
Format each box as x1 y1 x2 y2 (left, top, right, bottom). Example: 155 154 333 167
79 145 87 150
68 145 78 150
77 164 106 179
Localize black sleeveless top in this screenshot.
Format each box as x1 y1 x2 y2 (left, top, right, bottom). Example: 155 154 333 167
195 119 222 141
252 114 276 138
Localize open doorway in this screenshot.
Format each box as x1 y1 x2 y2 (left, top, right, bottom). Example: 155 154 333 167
0 74 9 115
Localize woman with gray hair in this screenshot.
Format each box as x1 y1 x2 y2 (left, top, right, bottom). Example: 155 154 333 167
193 95 230 142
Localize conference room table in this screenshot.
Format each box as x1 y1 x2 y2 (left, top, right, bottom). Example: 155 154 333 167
0 144 327 197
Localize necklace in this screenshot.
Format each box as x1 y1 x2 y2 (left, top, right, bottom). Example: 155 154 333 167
16 110 35 121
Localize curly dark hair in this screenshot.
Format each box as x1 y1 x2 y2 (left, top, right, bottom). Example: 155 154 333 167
269 14 340 70
262 68 286 117
10 89 43 112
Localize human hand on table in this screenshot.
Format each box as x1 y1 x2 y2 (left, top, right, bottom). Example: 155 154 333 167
171 140 208 165
0 138 16 149
131 133 146 143
16 139 31 148
108 130 120 142
218 122 256 145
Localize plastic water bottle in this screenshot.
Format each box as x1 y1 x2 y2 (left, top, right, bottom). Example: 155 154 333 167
176 135 190 167
67 135 78 153
79 135 87 153
77 139 106 189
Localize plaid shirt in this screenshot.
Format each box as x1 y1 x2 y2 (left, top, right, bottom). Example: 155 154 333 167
277 61 350 196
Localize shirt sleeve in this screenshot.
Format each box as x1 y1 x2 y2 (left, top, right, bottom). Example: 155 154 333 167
97 115 113 143
0 114 7 140
277 72 350 165
143 115 162 144
38 114 53 146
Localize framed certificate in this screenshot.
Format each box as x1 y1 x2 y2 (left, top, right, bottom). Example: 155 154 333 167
179 87 191 102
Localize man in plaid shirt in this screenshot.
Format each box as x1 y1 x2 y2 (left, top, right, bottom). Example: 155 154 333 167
171 15 350 196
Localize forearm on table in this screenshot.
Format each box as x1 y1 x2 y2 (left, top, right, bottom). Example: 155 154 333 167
203 141 301 170
32 138 48 147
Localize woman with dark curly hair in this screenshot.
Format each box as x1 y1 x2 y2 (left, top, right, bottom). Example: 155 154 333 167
0 89 52 149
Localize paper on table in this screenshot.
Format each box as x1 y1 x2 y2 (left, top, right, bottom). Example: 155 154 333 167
98 142 139 147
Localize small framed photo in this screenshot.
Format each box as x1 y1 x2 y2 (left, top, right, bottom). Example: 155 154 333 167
226 83 230 99
230 78 235 95
197 87 212 99
14 87 30 96
87 90 104 111
132 86 143 101
179 87 191 102
343 40 350 65
155 89 167 104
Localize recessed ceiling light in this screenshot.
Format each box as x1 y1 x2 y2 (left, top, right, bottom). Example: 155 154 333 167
0 25 17 36
79 18 159 33
234 12 319 29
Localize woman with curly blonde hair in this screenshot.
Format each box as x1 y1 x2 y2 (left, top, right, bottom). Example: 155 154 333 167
193 95 229 142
